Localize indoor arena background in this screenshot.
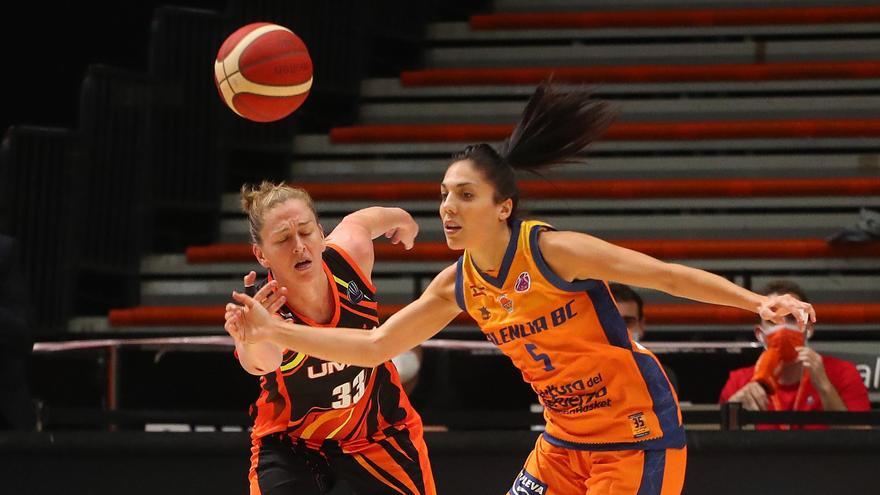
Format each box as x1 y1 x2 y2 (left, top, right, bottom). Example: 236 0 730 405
1 1 879 494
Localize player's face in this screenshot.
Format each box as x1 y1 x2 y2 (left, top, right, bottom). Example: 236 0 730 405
254 198 325 283
616 300 645 342
440 159 510 250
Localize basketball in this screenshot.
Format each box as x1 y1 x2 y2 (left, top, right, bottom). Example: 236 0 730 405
214 22 313 122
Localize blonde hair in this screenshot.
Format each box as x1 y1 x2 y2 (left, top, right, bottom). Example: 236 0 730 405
240 181 316 244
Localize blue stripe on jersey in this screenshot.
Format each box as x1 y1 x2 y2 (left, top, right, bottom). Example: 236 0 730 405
455 257 466 311
633 353 686 447
637 449 666 495
473 219 522 289
528 224 600 292
586 283 633 350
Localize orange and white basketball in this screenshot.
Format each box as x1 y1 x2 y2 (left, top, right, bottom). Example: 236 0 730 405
214 22 313 122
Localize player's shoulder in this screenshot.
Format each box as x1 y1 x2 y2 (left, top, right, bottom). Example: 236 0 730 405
434 263 458 286
425 263 459 300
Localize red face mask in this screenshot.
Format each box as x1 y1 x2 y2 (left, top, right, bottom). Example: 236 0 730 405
752 324 807 393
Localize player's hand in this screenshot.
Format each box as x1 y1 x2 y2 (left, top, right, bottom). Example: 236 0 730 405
729 381 769 411
384 220 419 250
226 286 283 344
797 347 830 389
243 271 288 314
757 294 816 331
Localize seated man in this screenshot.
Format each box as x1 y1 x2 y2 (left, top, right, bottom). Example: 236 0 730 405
719 280 870 428
609 283 679 394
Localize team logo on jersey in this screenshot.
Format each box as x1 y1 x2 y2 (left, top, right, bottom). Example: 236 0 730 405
479 306 491 320
347 281 364 304
498 293 514 313
470 284 487 298
514 271 531 293
511 469 547 495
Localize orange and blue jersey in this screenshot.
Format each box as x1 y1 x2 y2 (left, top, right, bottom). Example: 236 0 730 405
455 219 685 451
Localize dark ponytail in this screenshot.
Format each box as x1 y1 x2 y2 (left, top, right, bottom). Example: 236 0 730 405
451 82 616 222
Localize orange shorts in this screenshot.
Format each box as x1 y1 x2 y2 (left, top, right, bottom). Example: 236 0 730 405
509 435 686 495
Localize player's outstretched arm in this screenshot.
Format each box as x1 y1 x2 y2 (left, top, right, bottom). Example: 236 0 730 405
538 230 816 328
325 207 419 278
226 264 461 367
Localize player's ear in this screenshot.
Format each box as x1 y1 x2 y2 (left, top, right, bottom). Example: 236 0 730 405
253 243 270 269
498 198 513 222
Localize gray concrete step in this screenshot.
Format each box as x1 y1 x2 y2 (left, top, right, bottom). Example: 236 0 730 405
282 154 880 183
361 78 880 100
492 0 880 12
427 21 880 43
293 134 880 156
425 39 880 68
135 272 880 307
358 95 880 124
218 212 859 243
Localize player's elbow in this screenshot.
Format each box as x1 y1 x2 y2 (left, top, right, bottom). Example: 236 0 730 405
655 262 688 295
240 352 283 376
364 331 397 367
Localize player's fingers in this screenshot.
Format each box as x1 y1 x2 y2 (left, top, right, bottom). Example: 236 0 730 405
232 291 255 308
253 280 277 302
401 233 414 250
267 294 287 314
244 271 257 288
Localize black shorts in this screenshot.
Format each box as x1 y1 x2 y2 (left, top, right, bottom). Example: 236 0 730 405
249 427 435 495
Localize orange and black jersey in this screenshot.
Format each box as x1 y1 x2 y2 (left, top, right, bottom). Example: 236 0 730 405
248 244 422 450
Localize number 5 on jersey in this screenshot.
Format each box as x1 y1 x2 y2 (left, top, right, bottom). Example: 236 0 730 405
526 343 555 372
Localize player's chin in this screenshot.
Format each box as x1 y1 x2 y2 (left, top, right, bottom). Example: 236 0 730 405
443 234 466 251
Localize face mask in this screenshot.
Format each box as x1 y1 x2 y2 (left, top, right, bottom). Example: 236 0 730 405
751 323 807 393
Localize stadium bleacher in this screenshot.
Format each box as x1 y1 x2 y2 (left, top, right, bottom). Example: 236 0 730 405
4 1 880 494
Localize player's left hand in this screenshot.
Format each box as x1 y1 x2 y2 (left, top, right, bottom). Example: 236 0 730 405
384 220 419 250
757 293 816 331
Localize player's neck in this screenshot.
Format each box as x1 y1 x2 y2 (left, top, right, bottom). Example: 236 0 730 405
279 270 335 323
469 223 512 275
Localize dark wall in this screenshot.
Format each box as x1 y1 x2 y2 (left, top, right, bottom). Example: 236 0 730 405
0 2 226 133
2 430 879 495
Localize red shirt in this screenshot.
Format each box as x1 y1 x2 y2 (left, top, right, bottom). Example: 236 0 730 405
719 355 870 429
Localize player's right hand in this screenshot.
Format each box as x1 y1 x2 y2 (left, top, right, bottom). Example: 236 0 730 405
226 280 286 344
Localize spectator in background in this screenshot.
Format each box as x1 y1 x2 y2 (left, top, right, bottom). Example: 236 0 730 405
719 280 870 428
610 283 679 394
0 234 36 430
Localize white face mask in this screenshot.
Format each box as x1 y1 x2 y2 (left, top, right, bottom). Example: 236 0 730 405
391 350 421 383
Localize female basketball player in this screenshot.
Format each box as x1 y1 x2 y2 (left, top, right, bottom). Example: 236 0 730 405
228 85 815 494
229 182 434 495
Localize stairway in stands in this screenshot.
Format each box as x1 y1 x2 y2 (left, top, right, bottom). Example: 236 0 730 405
75 1 880 347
